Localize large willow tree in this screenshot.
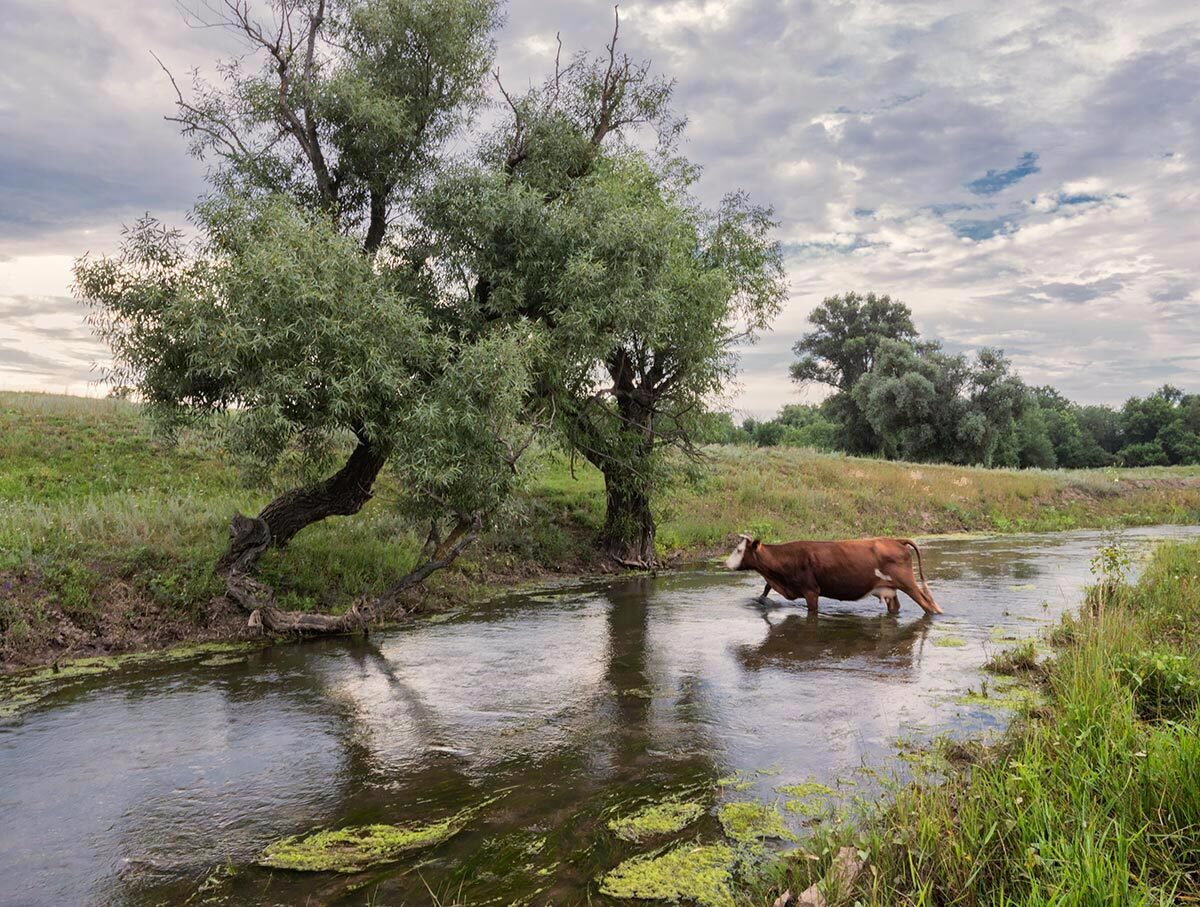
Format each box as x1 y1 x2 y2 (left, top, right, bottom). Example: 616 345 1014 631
74 0 535 628
428 16 787 564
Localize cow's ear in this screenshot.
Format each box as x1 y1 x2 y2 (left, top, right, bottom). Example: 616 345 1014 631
750 539 760 550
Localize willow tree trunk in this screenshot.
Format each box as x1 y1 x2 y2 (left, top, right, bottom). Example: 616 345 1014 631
219 436 389 571
601 466 656 567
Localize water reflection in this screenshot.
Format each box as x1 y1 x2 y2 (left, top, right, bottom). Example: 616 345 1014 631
735 609 933 674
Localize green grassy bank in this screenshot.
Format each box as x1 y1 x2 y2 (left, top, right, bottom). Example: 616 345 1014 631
3 391 1200 669
755 538 1200 906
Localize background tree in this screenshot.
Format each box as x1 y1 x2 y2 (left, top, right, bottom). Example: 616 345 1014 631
850 341 1027 466
429 19 786 565
789 291 922 454
1011 403 1058 469
1117 385 1200 466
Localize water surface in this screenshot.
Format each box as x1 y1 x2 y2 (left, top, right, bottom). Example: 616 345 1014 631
2 525 1196 905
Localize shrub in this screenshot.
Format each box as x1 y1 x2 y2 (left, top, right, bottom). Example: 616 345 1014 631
1117 650 1200 721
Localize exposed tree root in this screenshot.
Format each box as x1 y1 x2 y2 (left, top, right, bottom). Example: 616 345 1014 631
218 513 480 637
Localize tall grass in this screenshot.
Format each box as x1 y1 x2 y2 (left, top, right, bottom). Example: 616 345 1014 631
752 539 1200 906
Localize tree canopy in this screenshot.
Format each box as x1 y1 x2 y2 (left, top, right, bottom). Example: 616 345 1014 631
426 20 786 563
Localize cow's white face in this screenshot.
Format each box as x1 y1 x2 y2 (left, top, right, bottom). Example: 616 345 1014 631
725 537 750 569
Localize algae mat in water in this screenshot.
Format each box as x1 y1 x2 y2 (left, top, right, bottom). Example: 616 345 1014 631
260 810 472 873
716 801 794 843
599 843 735 907
608 799 706 842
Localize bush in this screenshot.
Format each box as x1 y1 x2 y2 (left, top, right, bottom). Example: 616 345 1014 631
1117 440 1169 467
1117 650 1200 721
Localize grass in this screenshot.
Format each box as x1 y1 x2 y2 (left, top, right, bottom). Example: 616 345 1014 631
743 538 1200 906
3 390 1200 669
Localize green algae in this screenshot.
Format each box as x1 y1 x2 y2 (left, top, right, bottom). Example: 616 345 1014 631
988 625 1021 643
619 687 653 699
955 677 1046 713
717 801 794 843
259 812 467 873
776 781 834 820
0 642 261 719
933 635 967 647
715 773 754 792
608 799 705 842
599 843 735 907
775 781 833 800
782 797 828 819
199 654 247 667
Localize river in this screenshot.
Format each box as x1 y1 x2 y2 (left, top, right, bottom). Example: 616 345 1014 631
2 525 1197 906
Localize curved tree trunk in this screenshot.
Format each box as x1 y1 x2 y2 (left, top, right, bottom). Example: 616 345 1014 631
257 436 390 547
601 467 656 567
218 435 389 572
221 514 481 636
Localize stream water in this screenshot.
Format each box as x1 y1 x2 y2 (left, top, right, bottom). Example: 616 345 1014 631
2 525 1198 906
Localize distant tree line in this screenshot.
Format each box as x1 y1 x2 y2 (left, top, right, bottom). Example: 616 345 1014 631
701 292 1200 469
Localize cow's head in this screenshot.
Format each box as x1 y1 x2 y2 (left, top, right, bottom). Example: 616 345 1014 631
725 533 758 569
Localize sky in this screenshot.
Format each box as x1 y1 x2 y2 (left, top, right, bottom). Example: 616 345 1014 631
1 0 1198 419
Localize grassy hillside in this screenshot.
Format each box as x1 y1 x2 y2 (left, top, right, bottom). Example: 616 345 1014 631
3 391 1199 669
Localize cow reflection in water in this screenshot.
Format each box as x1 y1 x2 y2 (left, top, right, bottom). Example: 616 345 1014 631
735 607 933 673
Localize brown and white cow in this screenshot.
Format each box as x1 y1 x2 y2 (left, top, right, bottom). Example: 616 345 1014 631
725 535 942 615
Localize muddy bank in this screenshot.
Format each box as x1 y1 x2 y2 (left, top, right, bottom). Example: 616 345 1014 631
0 538 615 674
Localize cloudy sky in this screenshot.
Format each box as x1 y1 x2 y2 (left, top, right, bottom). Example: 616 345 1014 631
2 0 1197 417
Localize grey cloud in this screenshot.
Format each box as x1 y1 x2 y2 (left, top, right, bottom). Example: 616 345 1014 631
0 342 78 373
0 0 237 243
1028 277 1126 304
3 0 1200 413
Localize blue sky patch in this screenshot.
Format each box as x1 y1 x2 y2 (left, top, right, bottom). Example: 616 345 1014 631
965 152 1041 196
952 217 1013 241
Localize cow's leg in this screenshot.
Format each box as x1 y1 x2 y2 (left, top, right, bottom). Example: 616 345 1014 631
804 590 819 612
896 575 942 615
760 584 772 601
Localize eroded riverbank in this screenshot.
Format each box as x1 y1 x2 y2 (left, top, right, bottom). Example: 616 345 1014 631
2 526 1198 905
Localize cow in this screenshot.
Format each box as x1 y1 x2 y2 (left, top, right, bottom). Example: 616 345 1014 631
724 534 942 615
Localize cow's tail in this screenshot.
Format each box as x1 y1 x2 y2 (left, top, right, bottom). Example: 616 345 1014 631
900 539 930 593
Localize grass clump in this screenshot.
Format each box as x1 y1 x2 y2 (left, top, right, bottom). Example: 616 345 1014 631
259 810 471 873
717 801 793 843
608 799 706 842
599 843 735 907
983 638 1041 675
